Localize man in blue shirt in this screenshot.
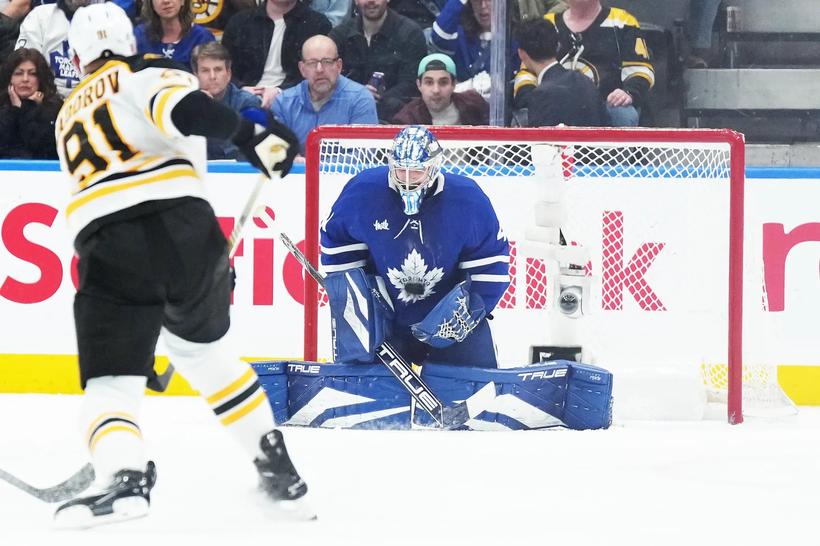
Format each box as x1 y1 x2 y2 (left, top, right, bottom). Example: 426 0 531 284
191 42 261 159
272 34 377 153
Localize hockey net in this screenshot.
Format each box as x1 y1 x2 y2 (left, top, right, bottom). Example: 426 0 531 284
300 125 793 424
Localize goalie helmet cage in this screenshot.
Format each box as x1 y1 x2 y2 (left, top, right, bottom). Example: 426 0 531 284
302 125 746 424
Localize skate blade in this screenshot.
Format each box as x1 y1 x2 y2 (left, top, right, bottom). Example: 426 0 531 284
262 494 318 522
54 497 149 529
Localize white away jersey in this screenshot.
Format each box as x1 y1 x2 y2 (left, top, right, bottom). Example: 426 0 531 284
55 56 208 242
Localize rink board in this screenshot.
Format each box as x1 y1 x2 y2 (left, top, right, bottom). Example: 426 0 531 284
0 161 818 403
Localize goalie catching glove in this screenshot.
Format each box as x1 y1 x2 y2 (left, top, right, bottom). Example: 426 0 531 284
411 279 486 349
232 107 298 179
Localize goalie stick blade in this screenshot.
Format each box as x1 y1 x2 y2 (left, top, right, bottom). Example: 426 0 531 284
0 463 95 503
441 381 497 429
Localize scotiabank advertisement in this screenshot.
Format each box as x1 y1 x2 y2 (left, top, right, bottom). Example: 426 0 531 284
1 163 819 398
0 165 311 359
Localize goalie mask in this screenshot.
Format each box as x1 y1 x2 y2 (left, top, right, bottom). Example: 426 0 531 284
388 125 443 215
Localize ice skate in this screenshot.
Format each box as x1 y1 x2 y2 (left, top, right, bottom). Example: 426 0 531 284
254 430 316 521
54 461 156 529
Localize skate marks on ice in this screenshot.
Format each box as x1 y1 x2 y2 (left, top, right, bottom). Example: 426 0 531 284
1 394 819 546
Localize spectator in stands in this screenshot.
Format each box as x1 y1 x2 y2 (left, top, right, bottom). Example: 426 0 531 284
513 0 653 127
193 0 256 40
330 0 427 122
687 0 722 68
14 0 92 98
191 42 262 159
387 0 442 31
431 0 520 98
135 0 215 68
518 0 565 22
380 0 443 47
0 13 20 59
392 52 488 126
516 18 607 127
272 34 377 153
2 0 29 20
223 0 331 109
0 48 62 159
310 0 351 27
103 0 140 21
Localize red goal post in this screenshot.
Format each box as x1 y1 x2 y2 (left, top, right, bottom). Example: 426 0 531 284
302 125 746 424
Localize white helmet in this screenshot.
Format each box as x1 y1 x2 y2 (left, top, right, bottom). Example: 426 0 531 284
68 3 136 73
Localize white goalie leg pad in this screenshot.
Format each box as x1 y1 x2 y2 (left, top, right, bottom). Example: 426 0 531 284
162 329 275 460
81 375 148 483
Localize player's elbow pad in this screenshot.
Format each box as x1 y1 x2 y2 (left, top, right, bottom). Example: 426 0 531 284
170 91 240 139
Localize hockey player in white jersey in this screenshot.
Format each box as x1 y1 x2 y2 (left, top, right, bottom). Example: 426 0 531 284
321 126 510 368
53 3 313 527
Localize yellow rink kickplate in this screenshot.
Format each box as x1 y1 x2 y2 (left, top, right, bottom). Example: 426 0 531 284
1 355 820 405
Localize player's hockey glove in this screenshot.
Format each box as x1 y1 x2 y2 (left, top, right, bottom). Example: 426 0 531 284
411 279 486 349
232 107 298 179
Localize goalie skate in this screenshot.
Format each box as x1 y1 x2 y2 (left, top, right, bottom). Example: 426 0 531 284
254 430 316 521
54 461 156 529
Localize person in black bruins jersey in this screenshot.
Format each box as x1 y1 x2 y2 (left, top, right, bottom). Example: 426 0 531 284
513 0 653 127
53 2 314 527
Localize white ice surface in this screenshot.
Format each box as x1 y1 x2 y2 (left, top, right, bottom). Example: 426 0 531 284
1 394 818 546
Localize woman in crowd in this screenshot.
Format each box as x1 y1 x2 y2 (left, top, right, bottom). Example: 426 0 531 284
0 48 62 159
135 0 214 67
431 0 520 91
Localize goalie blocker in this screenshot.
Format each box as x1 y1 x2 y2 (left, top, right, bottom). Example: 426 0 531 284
253 360 612 431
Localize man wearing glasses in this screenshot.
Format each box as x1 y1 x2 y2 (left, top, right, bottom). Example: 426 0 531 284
272 34 377 153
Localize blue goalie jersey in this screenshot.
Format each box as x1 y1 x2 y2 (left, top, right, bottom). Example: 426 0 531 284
320 166 510 328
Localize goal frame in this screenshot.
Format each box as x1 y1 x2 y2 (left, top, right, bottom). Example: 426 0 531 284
302 125 746 424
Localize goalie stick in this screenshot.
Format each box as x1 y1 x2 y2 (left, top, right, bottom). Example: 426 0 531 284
279 232 496 429
0 463 95 503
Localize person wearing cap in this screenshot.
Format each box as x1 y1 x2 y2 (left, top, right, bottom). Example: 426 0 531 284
392 52 488 126
272 34 377 153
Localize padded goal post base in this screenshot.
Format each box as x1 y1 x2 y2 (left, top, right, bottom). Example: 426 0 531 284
252 360 613 431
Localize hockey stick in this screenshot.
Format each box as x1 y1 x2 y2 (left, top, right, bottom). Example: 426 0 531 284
279 232 496 429
229 173 275 259
0 463 95 503
156 174 274 391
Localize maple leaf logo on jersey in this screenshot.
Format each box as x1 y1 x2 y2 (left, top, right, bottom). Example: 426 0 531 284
387 249 443 303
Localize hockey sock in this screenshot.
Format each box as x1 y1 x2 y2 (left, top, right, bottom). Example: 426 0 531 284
162 329 276 461
81 375 148 484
